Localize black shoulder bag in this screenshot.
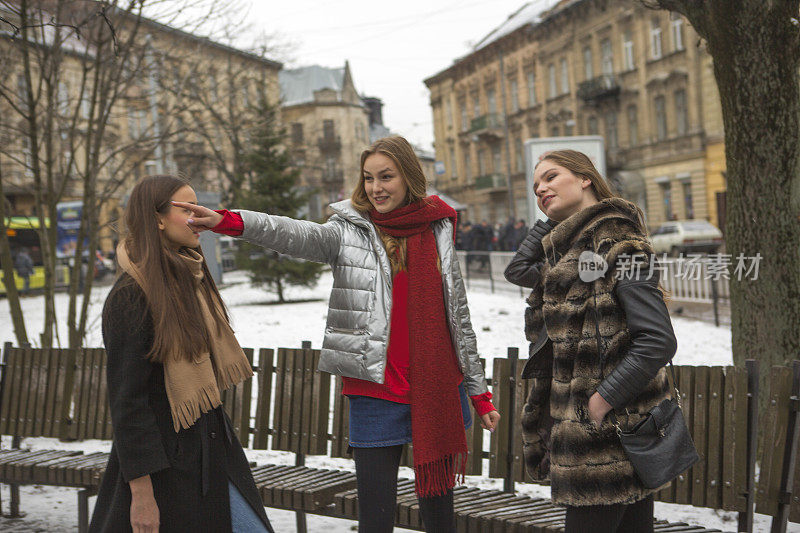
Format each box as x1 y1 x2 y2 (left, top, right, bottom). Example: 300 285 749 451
592 255 699 490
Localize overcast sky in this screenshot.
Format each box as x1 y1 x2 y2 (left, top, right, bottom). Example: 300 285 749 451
241 1 559 152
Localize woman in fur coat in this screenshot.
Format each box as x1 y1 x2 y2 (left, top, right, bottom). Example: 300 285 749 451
176 136 500 533
504 150 678 533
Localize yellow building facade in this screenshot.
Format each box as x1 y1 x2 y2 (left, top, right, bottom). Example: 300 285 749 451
0 8 281 252
425 0 727 230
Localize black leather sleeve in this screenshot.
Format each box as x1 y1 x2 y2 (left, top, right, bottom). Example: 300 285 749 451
595 266 678 410
504 219 558 288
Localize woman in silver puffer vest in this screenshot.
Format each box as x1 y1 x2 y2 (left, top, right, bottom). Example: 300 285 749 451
504 150 677 533
178 136 500 533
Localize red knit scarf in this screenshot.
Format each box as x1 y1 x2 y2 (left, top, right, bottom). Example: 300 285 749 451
370 196 468 497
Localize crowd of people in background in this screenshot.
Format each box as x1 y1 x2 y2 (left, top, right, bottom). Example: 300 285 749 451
456 217 529 252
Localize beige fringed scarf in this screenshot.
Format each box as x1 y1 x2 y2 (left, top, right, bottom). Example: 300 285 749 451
116 243 253 431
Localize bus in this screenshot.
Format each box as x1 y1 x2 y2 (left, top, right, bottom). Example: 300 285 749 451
1 217 70 295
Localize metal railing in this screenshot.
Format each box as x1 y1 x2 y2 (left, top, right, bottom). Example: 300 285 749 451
456 250 732 305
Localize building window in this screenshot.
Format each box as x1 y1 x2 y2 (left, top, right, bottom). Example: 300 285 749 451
654 95 667 140
57 81 70 116
487 87 497 115
128 107 146 139
21 135 33 175
671 12 684 51
446 99 453 129
605 111 618 149
560 58 569 94
627 105 638 146
491 146 501 173
515 137 524 172
80 92 91 119
473 93 481 117
583 46 593 81
675 89 688 135
323 119 335 139
565 121 574 136
650 18 663 60
526 70 537 106
464 151 472 180
478 148 486 175
682 178 694 218
551 125 560 137
210 74 219 103
241 84 250 108
460 102 468 131
510 79 519 113
16 74 28 107
325 155 337 173
587 115 598 135
600 38 614 75
660 181 673 220
622 30 635 71
449 147 457 179
291 123 304 145
548 63 557 98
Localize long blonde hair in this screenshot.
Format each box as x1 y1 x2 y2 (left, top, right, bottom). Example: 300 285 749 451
537 150 666 298
351 136 428 274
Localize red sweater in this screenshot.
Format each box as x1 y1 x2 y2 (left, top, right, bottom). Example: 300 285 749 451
211 210 495 416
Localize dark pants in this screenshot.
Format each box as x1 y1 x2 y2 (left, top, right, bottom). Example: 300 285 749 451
564 494 654 533
352 445 455 533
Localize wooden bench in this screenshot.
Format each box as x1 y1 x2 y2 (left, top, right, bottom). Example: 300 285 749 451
0 343 253 532
2 341 799 532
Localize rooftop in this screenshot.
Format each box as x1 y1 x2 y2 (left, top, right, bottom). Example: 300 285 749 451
279 64 348 107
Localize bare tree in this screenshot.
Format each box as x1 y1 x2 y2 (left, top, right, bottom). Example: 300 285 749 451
155 26 286 204
640 2 800 374
0 0 248 347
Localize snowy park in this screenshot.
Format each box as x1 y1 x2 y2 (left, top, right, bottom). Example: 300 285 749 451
0 270 791 532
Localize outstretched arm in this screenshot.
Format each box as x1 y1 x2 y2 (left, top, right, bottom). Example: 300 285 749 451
173 202 341 265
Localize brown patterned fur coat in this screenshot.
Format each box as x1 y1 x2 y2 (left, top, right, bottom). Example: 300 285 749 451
521 197 670 507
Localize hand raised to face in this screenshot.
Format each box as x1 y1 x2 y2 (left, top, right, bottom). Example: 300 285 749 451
170 201 224 232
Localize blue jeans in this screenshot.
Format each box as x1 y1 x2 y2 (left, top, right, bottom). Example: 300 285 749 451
229 481 269 533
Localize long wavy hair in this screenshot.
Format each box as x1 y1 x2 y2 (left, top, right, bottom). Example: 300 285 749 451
351 136 429 274
115 174 229 363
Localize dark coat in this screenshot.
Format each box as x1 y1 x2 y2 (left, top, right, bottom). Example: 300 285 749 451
89 275 272 533
519 198 673 507
14 251 33 276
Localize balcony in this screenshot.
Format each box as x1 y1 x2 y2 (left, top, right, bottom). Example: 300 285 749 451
468 113 505 141
475 173 507 191
577 74 620 104
317 135 341 153
321 169 344 184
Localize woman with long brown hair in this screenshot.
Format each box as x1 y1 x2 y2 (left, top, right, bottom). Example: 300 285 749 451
178 135 500 532
89 175 272 533
504 150 677 533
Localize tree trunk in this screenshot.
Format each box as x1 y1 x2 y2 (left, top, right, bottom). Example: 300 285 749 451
646 0 800 403
0 168 29 346
704 8 800 371
276 278 285 303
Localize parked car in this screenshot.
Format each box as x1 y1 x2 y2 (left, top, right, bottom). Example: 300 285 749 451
650 219 723 256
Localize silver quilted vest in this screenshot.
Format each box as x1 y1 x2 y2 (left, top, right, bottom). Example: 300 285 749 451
236 200 488 396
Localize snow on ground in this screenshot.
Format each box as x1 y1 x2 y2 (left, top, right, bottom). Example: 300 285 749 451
0 270 789 532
